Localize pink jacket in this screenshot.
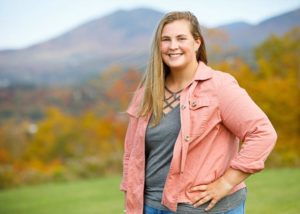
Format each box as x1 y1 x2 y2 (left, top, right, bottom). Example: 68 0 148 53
120 62 277 214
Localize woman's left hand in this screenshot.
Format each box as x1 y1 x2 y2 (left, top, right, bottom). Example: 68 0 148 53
189 177 234 211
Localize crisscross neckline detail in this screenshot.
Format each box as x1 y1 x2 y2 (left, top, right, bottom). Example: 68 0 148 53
163 86 182 115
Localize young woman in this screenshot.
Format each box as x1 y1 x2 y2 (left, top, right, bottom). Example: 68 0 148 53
120 11 277 214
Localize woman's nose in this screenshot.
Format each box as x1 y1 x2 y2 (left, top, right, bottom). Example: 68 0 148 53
169 40 179 50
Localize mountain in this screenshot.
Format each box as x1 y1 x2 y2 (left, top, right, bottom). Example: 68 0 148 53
217 22 252 32
0 8 164 86
0 7 299 86
216 7 300 49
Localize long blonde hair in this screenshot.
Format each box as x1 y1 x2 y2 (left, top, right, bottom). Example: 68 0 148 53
138 11 207 125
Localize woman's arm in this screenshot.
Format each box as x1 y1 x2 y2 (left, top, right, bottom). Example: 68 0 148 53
190 72 277 211
120 117 137 192
217 73 277 173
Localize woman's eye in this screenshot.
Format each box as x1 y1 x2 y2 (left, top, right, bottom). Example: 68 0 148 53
178 37 187 40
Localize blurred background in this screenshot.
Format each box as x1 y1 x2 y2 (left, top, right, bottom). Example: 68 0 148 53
0 0 299 213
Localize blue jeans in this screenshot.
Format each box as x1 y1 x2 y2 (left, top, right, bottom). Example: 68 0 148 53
143 204 175 214
221 200 245 214
143 201 245 214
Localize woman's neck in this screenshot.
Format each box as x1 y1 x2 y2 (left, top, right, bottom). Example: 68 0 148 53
166 60 199 91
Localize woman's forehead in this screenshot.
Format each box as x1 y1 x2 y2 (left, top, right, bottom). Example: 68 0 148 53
161 20 191 36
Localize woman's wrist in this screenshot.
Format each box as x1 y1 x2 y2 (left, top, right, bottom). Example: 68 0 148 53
222 167 250 188
219 176 234 191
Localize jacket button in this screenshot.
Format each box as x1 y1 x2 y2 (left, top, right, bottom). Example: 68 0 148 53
181 105 186 110
184 135 190 141
191 101 197 107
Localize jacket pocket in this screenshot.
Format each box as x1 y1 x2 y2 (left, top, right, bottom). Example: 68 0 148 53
189 98 210 136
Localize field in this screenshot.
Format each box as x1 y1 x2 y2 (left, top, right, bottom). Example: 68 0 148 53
0 168 299 214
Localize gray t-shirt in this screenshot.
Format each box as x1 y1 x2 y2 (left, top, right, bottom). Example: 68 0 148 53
144 105 247 213
145 105 181 203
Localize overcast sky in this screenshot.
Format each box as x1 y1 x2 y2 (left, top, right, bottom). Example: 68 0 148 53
0 0 300 50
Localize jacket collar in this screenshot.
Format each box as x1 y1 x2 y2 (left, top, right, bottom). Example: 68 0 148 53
126 62 212 117
193 61 213 81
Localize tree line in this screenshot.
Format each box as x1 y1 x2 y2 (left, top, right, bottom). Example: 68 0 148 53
0 28 299 189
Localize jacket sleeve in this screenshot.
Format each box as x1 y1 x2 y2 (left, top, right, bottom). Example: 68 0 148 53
217 73 277 173
119 89 142 192
119 116 138 192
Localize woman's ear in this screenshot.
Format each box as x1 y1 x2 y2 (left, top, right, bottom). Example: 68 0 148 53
195 39 201 52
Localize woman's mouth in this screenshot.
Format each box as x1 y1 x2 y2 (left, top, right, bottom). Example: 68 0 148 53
168 53 183 58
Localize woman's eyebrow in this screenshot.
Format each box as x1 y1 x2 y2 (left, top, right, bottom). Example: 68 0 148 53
161 34 187 38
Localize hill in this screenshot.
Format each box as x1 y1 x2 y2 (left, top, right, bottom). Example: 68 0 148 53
0 7 299 86
217 7 300 49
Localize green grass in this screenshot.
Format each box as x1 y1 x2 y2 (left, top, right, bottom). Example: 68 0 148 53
0 169 299 214
245 168 300 214
0 175 124 214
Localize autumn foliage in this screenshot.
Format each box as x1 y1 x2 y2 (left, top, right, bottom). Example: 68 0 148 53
0 28 299 189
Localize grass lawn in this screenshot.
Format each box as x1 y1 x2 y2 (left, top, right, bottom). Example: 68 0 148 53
0 175 123 214
245 168 300 214
0 168 299 214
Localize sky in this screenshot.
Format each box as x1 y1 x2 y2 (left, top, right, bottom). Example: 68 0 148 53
0 0 300 50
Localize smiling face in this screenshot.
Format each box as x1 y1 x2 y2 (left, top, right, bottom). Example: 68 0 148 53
160 19 201 71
